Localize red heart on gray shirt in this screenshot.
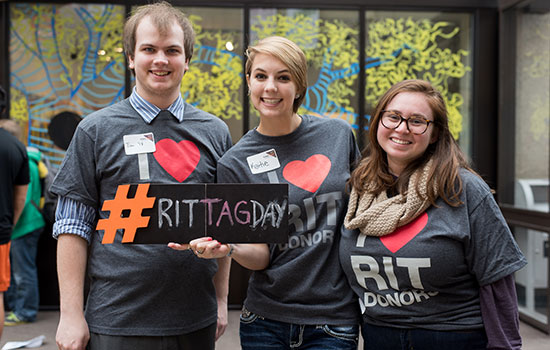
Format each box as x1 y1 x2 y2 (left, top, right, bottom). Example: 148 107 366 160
154 139 200 182
380 212 428 253
282 154 331 193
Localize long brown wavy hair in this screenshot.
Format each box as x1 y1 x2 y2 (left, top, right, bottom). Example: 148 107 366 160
348 79 475 207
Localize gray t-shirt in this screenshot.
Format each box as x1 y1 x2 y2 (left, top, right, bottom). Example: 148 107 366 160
339 169 527 331
217 115 361 325
51 99 232 336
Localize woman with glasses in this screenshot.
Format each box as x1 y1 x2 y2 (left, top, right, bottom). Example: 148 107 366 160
340 79 526 349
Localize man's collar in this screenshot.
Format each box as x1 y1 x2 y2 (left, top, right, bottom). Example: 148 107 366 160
129 87 185 123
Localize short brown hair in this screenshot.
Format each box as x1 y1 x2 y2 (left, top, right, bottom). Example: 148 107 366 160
245 36 307 113
123 1 195 63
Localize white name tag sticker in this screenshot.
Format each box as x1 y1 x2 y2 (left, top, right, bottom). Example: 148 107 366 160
123 133 156 155
247 149 281 174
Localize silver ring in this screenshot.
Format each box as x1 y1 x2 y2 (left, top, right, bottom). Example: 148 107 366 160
196 249 205 255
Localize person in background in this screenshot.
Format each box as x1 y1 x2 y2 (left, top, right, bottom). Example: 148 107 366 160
50 2 232 349
341 79 527 350
0 86 29 340
0 119 46 327
171 36 361 349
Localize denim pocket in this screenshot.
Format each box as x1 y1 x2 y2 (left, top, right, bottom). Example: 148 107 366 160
239 307 259 324
321 324 359 342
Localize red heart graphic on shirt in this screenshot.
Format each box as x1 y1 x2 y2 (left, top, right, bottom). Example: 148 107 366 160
282 154 331 193
154 139 200 182
380 212 429 253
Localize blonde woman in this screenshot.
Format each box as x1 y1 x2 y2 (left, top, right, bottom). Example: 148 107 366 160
174 36 361 349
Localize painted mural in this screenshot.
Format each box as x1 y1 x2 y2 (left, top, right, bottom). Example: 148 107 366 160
365 16 471 139
10 4 125 164
8 3 471 167
9 4 125 166
181 14 243 124
249 11 360 127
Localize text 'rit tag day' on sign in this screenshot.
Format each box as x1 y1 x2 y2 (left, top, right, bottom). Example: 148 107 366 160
96 183 289 244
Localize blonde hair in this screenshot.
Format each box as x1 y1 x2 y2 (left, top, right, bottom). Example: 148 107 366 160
245 36 307 113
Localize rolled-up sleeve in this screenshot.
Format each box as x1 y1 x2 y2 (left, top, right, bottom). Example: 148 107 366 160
52 196 96 244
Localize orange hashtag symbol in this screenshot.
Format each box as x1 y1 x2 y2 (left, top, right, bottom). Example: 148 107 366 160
96 184 156 244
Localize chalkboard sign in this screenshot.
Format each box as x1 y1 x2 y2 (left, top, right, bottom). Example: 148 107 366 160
96 183 289 244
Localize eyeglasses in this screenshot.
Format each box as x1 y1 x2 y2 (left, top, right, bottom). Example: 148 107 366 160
380 110 434 135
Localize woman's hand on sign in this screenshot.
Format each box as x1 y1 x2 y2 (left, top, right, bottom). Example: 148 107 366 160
169 237 231 259
169 238 270 271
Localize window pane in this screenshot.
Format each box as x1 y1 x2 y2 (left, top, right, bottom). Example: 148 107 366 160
513 225 549 324
249 9 360 131
179 7 244 143
9 3 126 166
365 11 473 154
513 9 549 212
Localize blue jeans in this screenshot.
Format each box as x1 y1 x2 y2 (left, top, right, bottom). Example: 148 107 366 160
239 308 358 350
361 322 487 350
5 228 43 322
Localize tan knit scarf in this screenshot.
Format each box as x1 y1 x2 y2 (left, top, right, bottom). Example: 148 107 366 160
344 160 436 237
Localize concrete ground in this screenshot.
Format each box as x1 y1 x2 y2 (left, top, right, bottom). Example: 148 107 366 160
2 310 549 349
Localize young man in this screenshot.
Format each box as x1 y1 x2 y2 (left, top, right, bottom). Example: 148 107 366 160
0 87 29 340
51 2 232 350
